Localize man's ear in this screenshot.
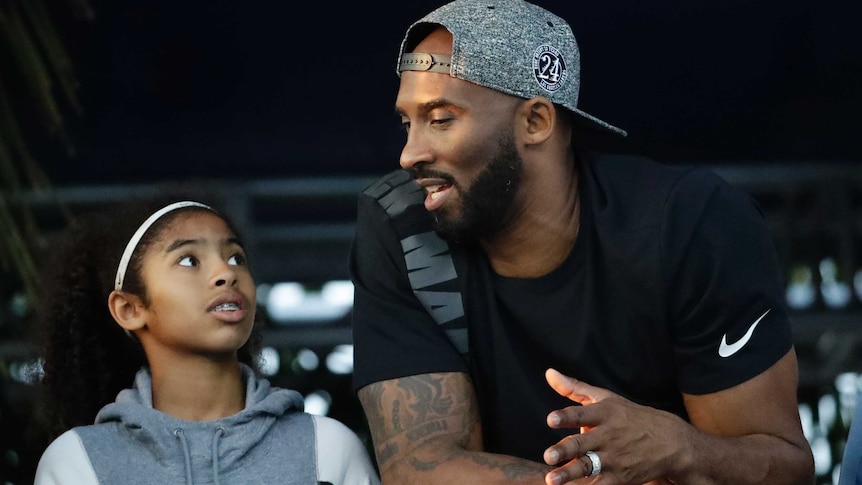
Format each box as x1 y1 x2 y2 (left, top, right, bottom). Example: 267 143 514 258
520 96 556 146
108 290 147 334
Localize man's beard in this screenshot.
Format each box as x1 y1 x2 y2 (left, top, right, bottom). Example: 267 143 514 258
432 136 523 244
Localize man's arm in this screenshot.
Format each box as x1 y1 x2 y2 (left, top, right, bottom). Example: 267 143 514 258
678 348 814 484
358 371 554 484
543 349 814 485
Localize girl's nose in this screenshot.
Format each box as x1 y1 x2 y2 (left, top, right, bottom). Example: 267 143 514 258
212 261 237 288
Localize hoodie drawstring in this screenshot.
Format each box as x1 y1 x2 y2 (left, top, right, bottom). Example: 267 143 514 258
173 427 227 485
212 427 225 485
173 428 194 485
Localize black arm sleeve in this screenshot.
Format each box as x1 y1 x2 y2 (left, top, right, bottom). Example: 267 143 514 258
349 173 468 392
662 169 794 395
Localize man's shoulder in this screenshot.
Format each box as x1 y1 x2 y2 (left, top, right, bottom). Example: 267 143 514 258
358 169 423 212
582 151 729 208
356 169 436 235
586 151 718 185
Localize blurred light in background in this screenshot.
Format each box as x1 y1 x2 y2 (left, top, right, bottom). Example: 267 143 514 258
262 280 354 324
10 293 28 318
820 258 852 310
292 348 319 373
325 344 354 375
304 390 332 416
7 359 42 385
259 346 280 376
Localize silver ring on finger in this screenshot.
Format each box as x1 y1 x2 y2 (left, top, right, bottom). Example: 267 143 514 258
585 450 602 477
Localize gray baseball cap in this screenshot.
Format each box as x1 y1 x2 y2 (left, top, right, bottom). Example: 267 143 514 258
397 0 626 137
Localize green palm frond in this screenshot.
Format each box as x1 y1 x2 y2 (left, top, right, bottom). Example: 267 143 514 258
0 0 93 302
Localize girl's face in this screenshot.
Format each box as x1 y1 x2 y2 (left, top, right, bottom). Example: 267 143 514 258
135 210 256 359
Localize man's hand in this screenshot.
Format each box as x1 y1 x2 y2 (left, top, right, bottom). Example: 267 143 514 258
542 368 687 485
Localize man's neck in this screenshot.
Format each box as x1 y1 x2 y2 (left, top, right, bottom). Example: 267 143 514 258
482 159 580 278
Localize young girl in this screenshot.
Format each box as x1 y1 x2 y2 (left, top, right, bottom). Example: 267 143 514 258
32 198 380 485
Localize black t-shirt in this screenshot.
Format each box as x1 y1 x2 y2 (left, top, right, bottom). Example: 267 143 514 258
349 152 793 462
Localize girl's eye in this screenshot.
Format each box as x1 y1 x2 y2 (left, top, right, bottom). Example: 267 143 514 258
228 253 246 266
178 255 198 267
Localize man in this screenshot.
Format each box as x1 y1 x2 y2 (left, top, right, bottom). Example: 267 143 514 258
349 0 814 483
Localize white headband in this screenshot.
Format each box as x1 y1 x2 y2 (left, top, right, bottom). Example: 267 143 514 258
114 201 213 291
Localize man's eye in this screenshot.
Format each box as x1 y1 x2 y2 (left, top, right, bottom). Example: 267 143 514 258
178 256 197 267
400 121 411 134
430 117 452 126
228 253 246 266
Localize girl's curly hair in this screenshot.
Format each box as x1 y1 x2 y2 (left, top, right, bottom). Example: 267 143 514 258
33 194 261 438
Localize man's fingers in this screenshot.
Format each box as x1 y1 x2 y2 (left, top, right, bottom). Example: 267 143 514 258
545 368 609 404
547 404 604 430
545 452 602 485
544 433 595 465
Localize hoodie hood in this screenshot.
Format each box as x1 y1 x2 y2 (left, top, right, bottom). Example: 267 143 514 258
93 364 307 484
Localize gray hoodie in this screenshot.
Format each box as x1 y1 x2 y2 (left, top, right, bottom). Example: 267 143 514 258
35 365 381 485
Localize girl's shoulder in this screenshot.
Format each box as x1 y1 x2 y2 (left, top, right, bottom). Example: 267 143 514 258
34 429 99 485
310 415 381 485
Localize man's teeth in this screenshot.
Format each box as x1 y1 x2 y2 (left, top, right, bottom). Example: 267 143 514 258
213 303 239 311
427 184 449 201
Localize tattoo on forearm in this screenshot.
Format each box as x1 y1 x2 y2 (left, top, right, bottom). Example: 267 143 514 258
377 441 399 465
361 382 386 436
392 399 402 432
408 456 440 472
404 448 545 478
406 418 449 441
470 453 549 479
398 374 453 422
359 373 488 473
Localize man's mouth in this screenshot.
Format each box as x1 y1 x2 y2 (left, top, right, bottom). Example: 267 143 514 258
421 182 453 210
426 183 451 200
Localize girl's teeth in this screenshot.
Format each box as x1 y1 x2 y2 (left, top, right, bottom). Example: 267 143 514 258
214 303 239 311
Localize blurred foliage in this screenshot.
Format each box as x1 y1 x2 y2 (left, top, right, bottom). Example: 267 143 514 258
0 0 93 300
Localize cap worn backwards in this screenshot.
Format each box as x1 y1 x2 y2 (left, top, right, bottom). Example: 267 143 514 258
397 0 626 137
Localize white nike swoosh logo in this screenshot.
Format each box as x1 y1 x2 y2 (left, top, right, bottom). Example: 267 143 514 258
718 309 771 358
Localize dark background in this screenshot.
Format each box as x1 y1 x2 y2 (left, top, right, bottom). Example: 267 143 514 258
34 0 862 187
2 2 861 483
